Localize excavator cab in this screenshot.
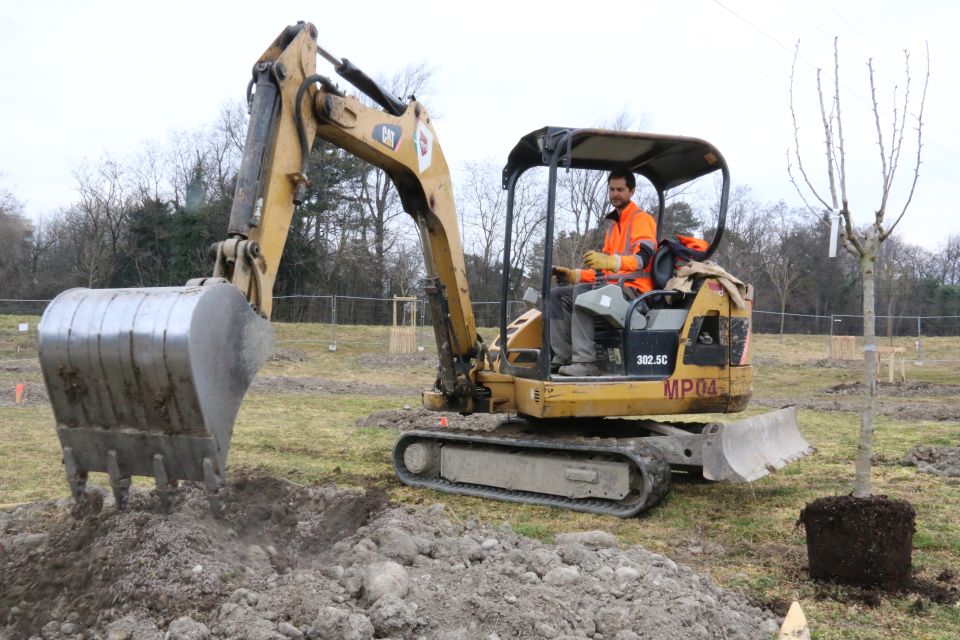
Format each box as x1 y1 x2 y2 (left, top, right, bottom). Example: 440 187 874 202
493 127 729 382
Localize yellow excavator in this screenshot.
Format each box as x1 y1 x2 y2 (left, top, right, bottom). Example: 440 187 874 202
38 22 812 517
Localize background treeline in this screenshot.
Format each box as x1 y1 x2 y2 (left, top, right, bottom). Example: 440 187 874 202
1 102 958 330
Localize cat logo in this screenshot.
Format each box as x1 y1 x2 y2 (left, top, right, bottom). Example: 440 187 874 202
373 124 402 151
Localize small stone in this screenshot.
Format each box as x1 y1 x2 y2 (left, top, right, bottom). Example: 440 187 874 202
165 616 211 640
464 519 476 530
363 561 410 603
555 531 619 550
41 620 60 639
536 622 558 638
321 565 345 580
519 571 540 584
614 567 640 583
369 594 417 637
377 527 419 565
60 622 79 635
543 566 580 586
191 564 203 575
480 538 499 550
277 621 303 639
762 619 781 635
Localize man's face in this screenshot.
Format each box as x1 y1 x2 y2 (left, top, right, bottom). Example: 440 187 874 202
608 178 635 210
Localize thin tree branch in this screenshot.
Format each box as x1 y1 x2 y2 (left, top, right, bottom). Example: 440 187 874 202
883 42 929 240
868 58 891 224
833 37 849 208
786 149 831 227
789 40 835 211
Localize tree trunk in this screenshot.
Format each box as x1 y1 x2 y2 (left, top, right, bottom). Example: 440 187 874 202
854 238 879 496
779 295 787 337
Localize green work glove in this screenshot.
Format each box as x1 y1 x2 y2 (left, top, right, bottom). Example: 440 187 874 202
552 266 580 284
583 250 621 272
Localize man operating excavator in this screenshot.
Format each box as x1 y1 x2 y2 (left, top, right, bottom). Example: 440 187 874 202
550 170 658 376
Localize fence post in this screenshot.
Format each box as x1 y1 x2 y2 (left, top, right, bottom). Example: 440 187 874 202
418 299 426 351
914 316 923 365
329 295 337 352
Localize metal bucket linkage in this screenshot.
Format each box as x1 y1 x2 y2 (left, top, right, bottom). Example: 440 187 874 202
38 284 273 511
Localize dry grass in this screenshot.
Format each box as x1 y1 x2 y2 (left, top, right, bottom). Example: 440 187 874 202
2 318 959 638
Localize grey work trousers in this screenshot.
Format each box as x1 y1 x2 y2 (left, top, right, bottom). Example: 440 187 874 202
548 283 598 364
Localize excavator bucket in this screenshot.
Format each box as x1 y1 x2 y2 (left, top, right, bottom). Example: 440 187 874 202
38 283 273 511
700 406 813 482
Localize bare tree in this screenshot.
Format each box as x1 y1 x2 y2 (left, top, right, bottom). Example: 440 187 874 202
934 233 960 286
68 158 133 287
758 202 804 336
788 38 929 496
0 187 33 297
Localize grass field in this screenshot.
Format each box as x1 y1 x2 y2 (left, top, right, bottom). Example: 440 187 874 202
1 316 959 639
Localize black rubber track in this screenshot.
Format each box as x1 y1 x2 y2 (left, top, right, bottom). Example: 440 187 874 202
393 427 672 517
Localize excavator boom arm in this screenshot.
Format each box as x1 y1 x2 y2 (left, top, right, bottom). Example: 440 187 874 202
228 23 479 401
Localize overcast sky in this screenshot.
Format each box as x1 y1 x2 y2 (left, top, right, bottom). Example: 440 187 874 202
0 0 955 251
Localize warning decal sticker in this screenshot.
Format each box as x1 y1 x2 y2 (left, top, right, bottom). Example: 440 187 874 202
414 120 434 173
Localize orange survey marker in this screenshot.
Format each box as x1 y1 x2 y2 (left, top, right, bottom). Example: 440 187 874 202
15 383 24 404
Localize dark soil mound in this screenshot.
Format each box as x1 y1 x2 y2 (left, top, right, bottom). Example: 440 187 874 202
799 495 915 589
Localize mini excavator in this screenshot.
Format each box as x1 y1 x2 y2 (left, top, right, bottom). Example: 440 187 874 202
38 22 812 516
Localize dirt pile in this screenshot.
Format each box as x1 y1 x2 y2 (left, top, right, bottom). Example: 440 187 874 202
355 407 501 432
1 476 780 639
900 444 960 477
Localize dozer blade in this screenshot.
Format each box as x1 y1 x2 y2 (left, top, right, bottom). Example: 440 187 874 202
38 284 273 511
701 406 813 482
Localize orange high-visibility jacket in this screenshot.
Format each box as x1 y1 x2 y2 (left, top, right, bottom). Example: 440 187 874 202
580 202 657 293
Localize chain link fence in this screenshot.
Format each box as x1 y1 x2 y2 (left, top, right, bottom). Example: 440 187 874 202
2 296 958 361
752 310 960 338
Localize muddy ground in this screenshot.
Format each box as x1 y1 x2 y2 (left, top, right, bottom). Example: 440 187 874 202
0 477 781 640
755 380 960 422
